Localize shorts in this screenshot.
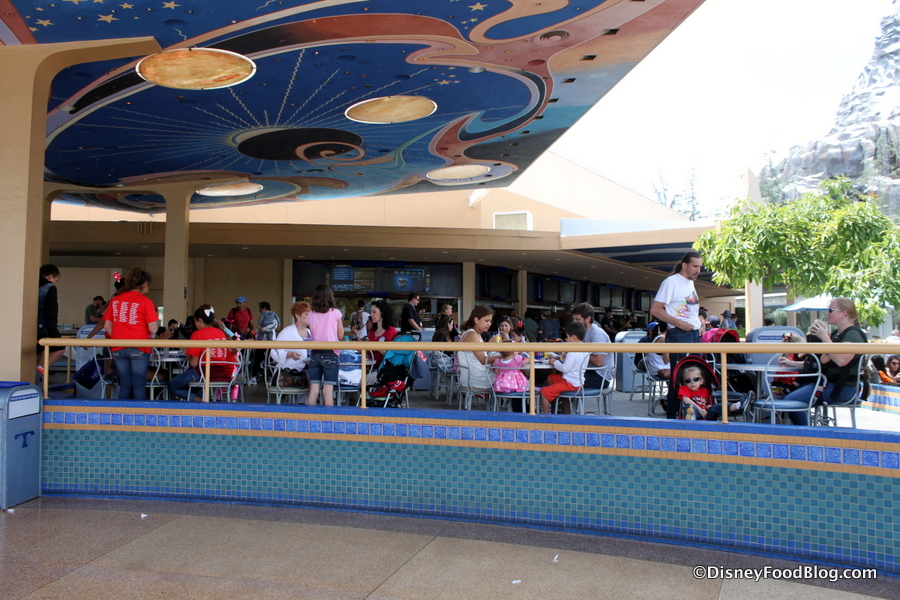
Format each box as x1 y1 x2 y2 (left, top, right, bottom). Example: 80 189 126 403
307 350 339 385
540 373 578 403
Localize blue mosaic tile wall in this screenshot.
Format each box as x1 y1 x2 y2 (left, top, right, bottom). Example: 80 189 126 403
870 383 900 414
41 400 900 575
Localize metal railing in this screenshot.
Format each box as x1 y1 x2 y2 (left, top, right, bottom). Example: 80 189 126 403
39 338 881 421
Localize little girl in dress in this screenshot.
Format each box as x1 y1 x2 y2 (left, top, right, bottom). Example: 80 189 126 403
492 348 529 393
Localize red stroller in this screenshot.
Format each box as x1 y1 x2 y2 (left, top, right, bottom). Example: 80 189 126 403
672 355 748 421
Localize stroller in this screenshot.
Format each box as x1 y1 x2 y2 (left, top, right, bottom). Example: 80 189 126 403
672 355 748 421
368 332 419 407
704 328 756 404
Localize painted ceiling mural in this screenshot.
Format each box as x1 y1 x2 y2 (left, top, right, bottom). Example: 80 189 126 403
1 0 703 212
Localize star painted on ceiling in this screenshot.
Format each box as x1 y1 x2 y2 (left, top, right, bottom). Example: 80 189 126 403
64 0 88 4
163 1 179 8
98 13 118 22
120 2 134 7
437 80 451 85
93 0 105 3
469 2 487 10
36 19 53 26
29 27 38 31
36 7 43 11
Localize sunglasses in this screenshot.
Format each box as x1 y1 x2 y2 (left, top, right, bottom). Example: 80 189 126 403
827 307 842 313
682 377 703 384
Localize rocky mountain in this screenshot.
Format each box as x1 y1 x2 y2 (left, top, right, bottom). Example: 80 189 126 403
763 2 900 210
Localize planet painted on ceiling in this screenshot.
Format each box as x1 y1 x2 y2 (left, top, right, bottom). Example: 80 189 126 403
0 0 703 212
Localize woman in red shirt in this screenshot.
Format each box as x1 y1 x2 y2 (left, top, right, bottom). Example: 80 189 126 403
366 299 397 385
168 305 236 401
103 267 158 399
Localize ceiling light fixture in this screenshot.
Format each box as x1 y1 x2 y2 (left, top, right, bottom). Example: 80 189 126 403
345 95 437 124
196 182 264 196
136 48 256 90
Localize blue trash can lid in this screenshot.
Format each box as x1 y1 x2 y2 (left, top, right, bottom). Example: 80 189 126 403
0 381 29 388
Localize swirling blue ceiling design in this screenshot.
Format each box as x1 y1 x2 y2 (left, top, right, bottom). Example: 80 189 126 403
1 0 704 212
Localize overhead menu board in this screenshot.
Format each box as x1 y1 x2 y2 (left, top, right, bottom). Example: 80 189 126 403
379 267 429 293
330 265 376 293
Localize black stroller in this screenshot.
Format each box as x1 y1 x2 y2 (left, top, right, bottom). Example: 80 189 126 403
672 355 748 421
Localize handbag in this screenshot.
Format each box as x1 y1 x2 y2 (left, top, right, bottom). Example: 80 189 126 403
73 360 101 389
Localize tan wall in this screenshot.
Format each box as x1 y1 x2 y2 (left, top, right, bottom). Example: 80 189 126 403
200 258 284 327
51 188 585 233
507 152 691 222
53 267 119 328
48 152 687 231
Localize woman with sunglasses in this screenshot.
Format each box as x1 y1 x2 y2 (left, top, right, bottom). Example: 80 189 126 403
781 297 867 426
886 355 900 384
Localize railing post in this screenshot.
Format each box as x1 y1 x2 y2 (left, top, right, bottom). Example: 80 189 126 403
529 352 536 415
720 352 728 424
43 345 49 399
360 346 367 409
204 350 211 403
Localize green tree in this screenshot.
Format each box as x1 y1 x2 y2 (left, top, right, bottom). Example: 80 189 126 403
695 177 900 323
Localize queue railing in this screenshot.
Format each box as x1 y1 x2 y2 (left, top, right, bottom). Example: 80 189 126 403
38 338 878 421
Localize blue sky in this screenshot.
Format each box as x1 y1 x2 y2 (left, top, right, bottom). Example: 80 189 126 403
553 0 894 216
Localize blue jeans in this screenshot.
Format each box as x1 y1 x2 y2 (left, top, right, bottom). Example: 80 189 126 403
112 348 150 400
665 327 700 419
783 382 856 426
168 368 201 401
307 350 339 385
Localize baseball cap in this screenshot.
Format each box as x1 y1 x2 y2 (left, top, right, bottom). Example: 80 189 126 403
647 321 658 331
235 295 246 303
707 315 721 327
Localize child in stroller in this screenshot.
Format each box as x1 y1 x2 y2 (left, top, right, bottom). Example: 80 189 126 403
674 356 745 421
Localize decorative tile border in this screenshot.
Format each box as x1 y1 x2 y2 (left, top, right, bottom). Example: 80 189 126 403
868 383 900 414
43 401 900 476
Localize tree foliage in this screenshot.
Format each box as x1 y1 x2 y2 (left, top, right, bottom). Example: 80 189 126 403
695 177 900 323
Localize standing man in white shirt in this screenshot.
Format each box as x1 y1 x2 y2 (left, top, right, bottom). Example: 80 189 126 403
650 251 703 419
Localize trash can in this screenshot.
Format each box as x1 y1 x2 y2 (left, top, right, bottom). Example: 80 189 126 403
1 382 43 509
615 330 649 392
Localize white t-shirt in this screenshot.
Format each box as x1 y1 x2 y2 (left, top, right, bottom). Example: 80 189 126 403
645 334 667 374
583 323 615 383
553 351 591 388
654 273 701 330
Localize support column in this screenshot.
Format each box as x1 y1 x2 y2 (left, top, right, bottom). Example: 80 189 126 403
283 259 294 322
744 280 765 331
461 262 476 322
0 37 159 382
160 187 193 324
785 290 798 329
517 269 528 319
